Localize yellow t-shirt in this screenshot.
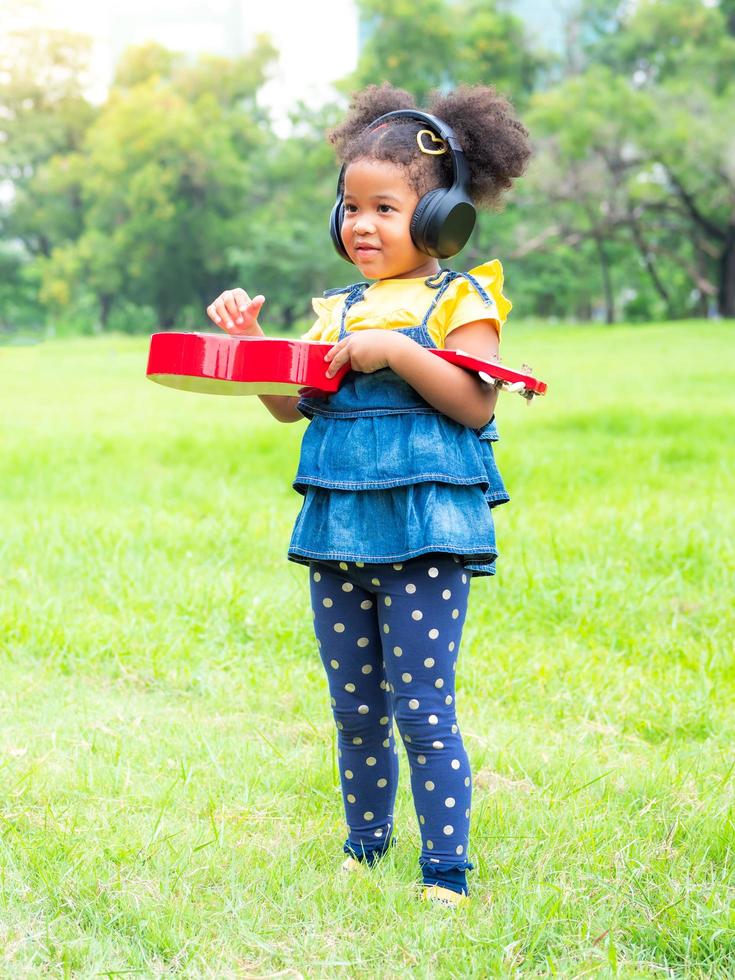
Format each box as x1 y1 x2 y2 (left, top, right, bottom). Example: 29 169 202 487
300 260 511 348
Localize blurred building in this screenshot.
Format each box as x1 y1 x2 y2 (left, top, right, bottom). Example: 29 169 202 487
514 0 564 50
6 0 359 130
5 0 562 128
107 0 245 62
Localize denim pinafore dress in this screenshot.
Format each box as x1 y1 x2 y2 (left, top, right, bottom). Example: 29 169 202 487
288 269 510 577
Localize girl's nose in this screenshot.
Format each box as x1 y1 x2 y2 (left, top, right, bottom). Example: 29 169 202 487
353 215 376 235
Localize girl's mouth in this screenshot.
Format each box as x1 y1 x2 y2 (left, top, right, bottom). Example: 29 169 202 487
356 244 380 253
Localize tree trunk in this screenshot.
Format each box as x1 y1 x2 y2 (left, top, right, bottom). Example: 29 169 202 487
281 305 296 332
718 225 735 318
98 293 113 332
592 231 615 324
627 210 672 315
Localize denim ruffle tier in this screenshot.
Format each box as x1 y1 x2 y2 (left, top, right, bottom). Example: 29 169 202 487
288 370 509 577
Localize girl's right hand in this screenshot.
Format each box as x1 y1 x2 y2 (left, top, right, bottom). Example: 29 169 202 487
206 288 266 335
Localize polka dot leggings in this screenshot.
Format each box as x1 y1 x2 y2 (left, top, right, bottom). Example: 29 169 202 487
309 553 475 895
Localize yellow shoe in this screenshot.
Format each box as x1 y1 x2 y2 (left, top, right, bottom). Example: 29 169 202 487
420 884 469 908
341 856 364 872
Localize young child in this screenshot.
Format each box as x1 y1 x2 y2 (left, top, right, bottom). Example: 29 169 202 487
206 82 530 907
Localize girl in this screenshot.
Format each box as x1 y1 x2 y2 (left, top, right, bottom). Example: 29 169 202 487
206 83 530 907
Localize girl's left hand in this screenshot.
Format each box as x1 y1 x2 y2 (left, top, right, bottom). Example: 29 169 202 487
324 329 411 378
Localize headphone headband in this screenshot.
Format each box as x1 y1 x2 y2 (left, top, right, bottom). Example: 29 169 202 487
360 109 471 193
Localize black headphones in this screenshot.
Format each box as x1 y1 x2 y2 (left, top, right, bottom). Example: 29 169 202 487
329 109 476 263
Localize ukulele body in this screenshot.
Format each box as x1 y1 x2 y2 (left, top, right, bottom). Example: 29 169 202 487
146 333 547 399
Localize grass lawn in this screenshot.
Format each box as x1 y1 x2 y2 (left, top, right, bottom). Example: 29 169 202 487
1 320 734 977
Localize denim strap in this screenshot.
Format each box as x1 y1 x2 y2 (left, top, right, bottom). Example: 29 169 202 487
420 269 495 331
330 268 495 348
393 323 435 349
336 282 370 341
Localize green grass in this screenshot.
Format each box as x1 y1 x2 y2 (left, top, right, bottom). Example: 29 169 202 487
1 320 734 977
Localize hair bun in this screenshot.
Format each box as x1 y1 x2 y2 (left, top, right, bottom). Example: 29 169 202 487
428 85 530 209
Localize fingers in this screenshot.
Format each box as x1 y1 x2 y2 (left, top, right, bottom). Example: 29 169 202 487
234 288 265 316
240 294 265 327
232 287 251 313
325 338 351 378
205 290 237 330
220 290 241 329
205 289 265 333
205 300 222 326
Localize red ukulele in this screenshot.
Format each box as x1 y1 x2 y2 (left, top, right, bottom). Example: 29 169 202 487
146 333 547 400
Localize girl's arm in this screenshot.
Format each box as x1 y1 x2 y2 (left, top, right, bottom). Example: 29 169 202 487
325 321 500 430
391 320 500 428
260 392 304 423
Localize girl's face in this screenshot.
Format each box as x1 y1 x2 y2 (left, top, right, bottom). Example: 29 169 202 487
341 158 441 280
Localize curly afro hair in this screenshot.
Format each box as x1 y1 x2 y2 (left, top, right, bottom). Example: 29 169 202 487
327 82 531 210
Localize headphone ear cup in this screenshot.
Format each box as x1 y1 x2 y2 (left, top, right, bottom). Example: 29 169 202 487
433 194 476 258
410 190 444 256
411 189 475 259
330 200 353 263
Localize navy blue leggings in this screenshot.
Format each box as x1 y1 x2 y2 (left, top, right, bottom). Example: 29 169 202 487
309 553 475 894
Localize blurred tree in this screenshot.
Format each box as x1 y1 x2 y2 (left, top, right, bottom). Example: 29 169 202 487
721 0 735 34
340 0 456 103
0 27 97 261
228 102 356 331
111 41 182 90
341 0 541 105
8 152 87 260
3 0 732 332
527 0 735 318
454 0 545 104
0 242 38 331
40 40 278 330
615 0 735 317
0 26 96 186
526 66 664 323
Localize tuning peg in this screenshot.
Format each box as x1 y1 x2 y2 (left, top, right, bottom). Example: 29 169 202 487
478 371 501 388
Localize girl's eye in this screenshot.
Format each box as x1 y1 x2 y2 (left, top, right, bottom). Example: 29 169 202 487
343 203 393 214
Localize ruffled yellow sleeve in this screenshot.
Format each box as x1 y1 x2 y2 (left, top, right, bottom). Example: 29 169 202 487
429 259 512 348
300 294 344 343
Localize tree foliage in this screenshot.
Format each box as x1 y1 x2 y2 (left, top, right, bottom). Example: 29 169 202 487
0 0 733 333
342 0 542 105
39 38 277 330
526 0 735 317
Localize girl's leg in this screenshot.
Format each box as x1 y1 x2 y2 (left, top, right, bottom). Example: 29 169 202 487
309 561 399 864
377 555 474 895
